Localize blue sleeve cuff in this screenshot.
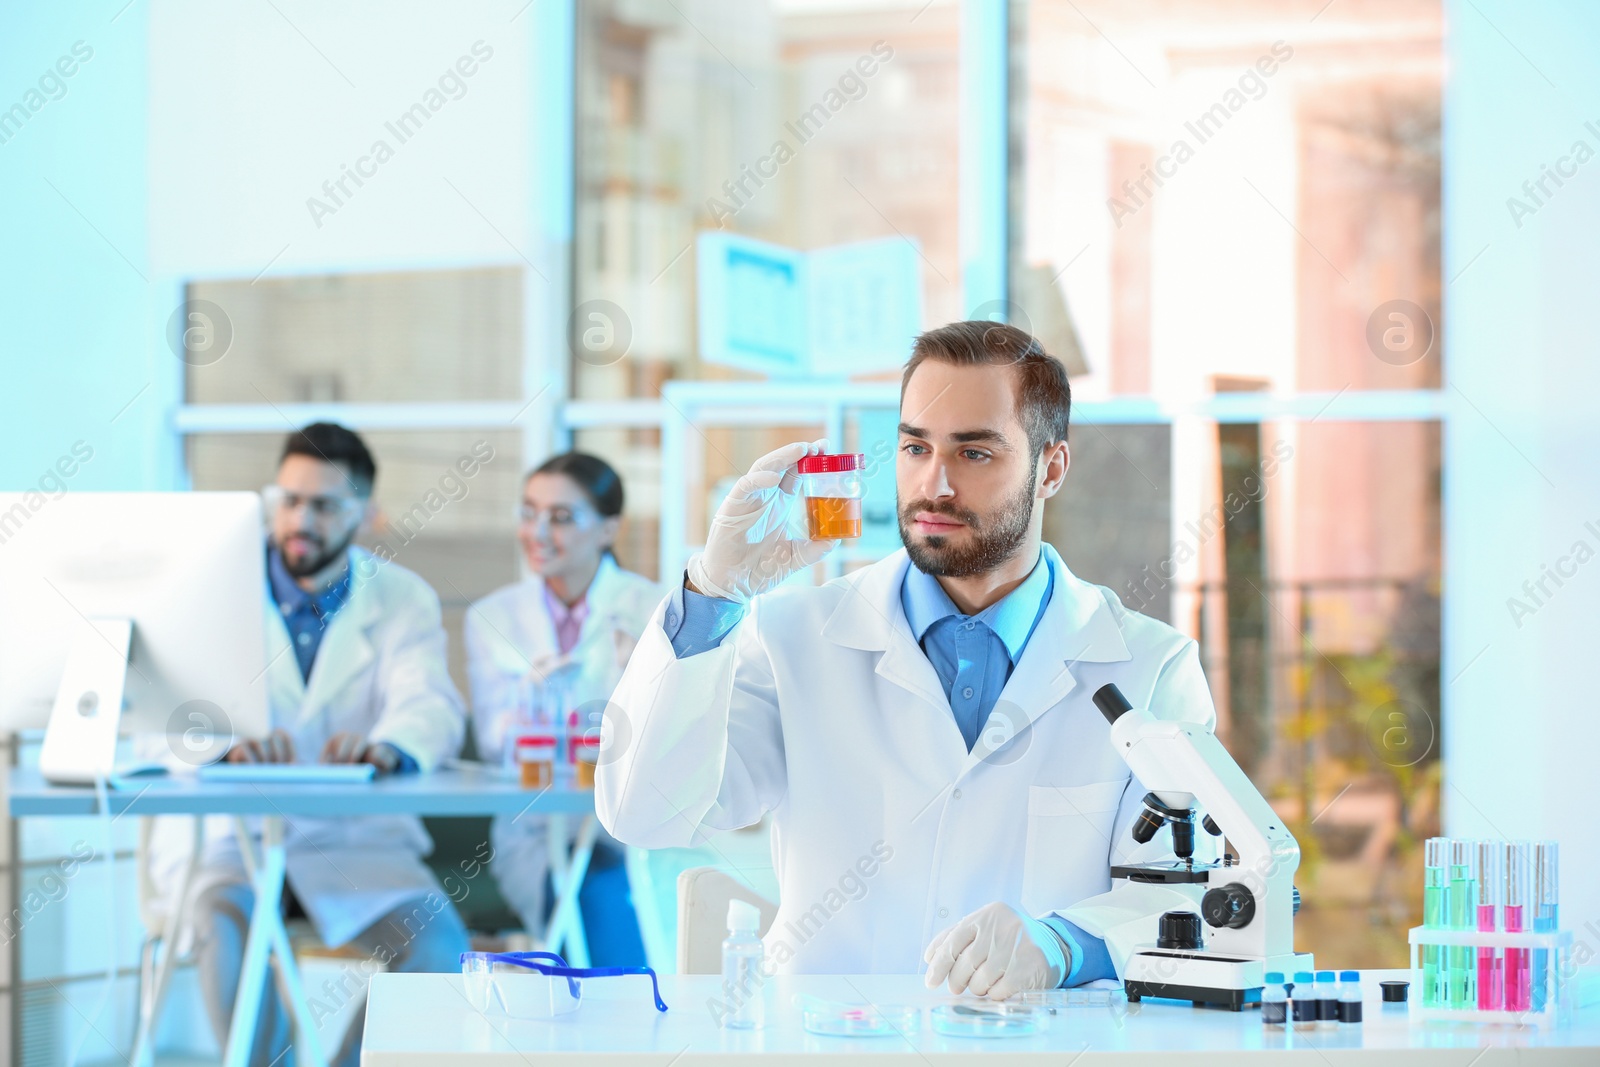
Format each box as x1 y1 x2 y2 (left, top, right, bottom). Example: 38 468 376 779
1042 915 1117 986
389 746 419 775
664 578 746 659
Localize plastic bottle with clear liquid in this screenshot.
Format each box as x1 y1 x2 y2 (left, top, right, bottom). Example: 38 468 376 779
721 900 765 1029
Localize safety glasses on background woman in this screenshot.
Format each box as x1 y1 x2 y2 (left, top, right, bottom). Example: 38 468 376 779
460 950 669 1018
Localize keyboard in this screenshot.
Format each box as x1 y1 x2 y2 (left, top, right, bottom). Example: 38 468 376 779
196 763 377 784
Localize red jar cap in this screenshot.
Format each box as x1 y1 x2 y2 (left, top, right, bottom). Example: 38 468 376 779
797 452 864 474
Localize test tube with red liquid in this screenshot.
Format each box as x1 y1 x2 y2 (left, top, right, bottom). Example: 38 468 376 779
1475 840 1501 1010
1504 842 1530 1012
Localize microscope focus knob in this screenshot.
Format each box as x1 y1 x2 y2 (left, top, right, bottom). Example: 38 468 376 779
1156 910 1203 951
1201 882 1257 930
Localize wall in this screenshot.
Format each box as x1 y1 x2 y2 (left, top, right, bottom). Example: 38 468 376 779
1443 0 1600 939
0 2 162 493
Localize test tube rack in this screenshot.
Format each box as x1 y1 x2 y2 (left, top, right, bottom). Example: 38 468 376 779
1406 926 1572 1028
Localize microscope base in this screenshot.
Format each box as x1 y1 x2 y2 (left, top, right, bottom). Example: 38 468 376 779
1124 979 1256 1011
1122 950 1315 1011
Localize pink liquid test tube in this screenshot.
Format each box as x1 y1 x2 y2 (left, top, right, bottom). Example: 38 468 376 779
1504 842 1530 1012
1476 841 1501 1010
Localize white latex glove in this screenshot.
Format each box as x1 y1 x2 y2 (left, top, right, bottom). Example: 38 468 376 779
922 902 1068 1000
685 439 839 603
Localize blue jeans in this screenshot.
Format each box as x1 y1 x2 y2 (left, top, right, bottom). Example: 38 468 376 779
538 840 647 968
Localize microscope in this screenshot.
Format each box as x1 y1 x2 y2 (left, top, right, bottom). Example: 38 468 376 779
1092 683 1314 1010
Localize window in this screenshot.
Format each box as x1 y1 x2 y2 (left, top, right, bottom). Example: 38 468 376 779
1012 0 1444 965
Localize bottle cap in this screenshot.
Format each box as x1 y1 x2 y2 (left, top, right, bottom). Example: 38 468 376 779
1294 971 1315 984
1316 971 1335 982
726 898 762 933
1339 970 1359 982
1264 971 1284 984
1380 980 1409 1003
796 452 864 474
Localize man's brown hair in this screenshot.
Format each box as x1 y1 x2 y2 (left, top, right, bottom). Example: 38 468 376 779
900 320 1071 455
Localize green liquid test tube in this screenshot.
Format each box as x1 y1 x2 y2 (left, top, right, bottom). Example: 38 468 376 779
1423 838 1448 1007
1448 839 1477 1008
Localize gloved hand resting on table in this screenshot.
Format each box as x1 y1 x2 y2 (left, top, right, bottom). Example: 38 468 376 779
685 440 839 603
923 901 1068 1000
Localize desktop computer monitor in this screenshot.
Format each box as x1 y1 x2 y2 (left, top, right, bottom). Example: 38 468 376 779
0 491 271 782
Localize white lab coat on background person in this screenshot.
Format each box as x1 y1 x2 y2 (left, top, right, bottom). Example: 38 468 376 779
597 542 1216 977
147 546 467 948
464 553 661 930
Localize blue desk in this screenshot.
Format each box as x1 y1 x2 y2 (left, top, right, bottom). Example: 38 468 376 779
7 765 601 1067
6 764 598 818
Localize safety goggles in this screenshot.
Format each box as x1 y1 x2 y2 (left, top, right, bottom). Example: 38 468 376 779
514 502 596 528
261 485 365 521
459 950 668 1018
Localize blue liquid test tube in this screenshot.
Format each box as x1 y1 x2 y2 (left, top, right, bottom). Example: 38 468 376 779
1531 840 1558 1013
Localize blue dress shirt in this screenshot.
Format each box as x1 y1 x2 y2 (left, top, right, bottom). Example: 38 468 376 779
267 546 353 683
898 549 1053 752
663 554 1114 985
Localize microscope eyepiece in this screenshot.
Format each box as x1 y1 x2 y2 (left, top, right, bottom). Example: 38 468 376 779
1092 684 1133 724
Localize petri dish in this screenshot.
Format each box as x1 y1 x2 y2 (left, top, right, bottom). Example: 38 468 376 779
798 996 921 1037
930 1002 1049 1037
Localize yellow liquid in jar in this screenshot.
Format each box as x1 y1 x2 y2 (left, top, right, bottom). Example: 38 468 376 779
806 496 862 539
519 756 553 789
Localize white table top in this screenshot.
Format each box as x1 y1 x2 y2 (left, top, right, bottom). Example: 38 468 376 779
361 970 1600 1065
5 764 596 818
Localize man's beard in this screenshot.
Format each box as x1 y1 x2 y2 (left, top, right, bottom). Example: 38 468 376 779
898 467 1037 579
278 529 357 580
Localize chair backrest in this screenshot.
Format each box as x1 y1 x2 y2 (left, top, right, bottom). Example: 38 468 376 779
675 867 777 975
136 816 203 936
135 816 165 932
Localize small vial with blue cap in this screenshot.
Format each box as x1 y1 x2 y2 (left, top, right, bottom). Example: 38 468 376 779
1338 971 1363 1023
1290 971 1318 1031
1315 970 1339 1029
1260 972 1287 1029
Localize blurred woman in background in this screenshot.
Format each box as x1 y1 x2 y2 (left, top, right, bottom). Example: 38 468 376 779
465 452 661 965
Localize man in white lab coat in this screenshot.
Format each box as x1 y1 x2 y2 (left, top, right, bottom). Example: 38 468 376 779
599 322 1219 1000
153 423 468 1067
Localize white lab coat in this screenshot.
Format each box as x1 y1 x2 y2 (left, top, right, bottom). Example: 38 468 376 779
598 543 1218 976
148 546 466 948
464 555 662 928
